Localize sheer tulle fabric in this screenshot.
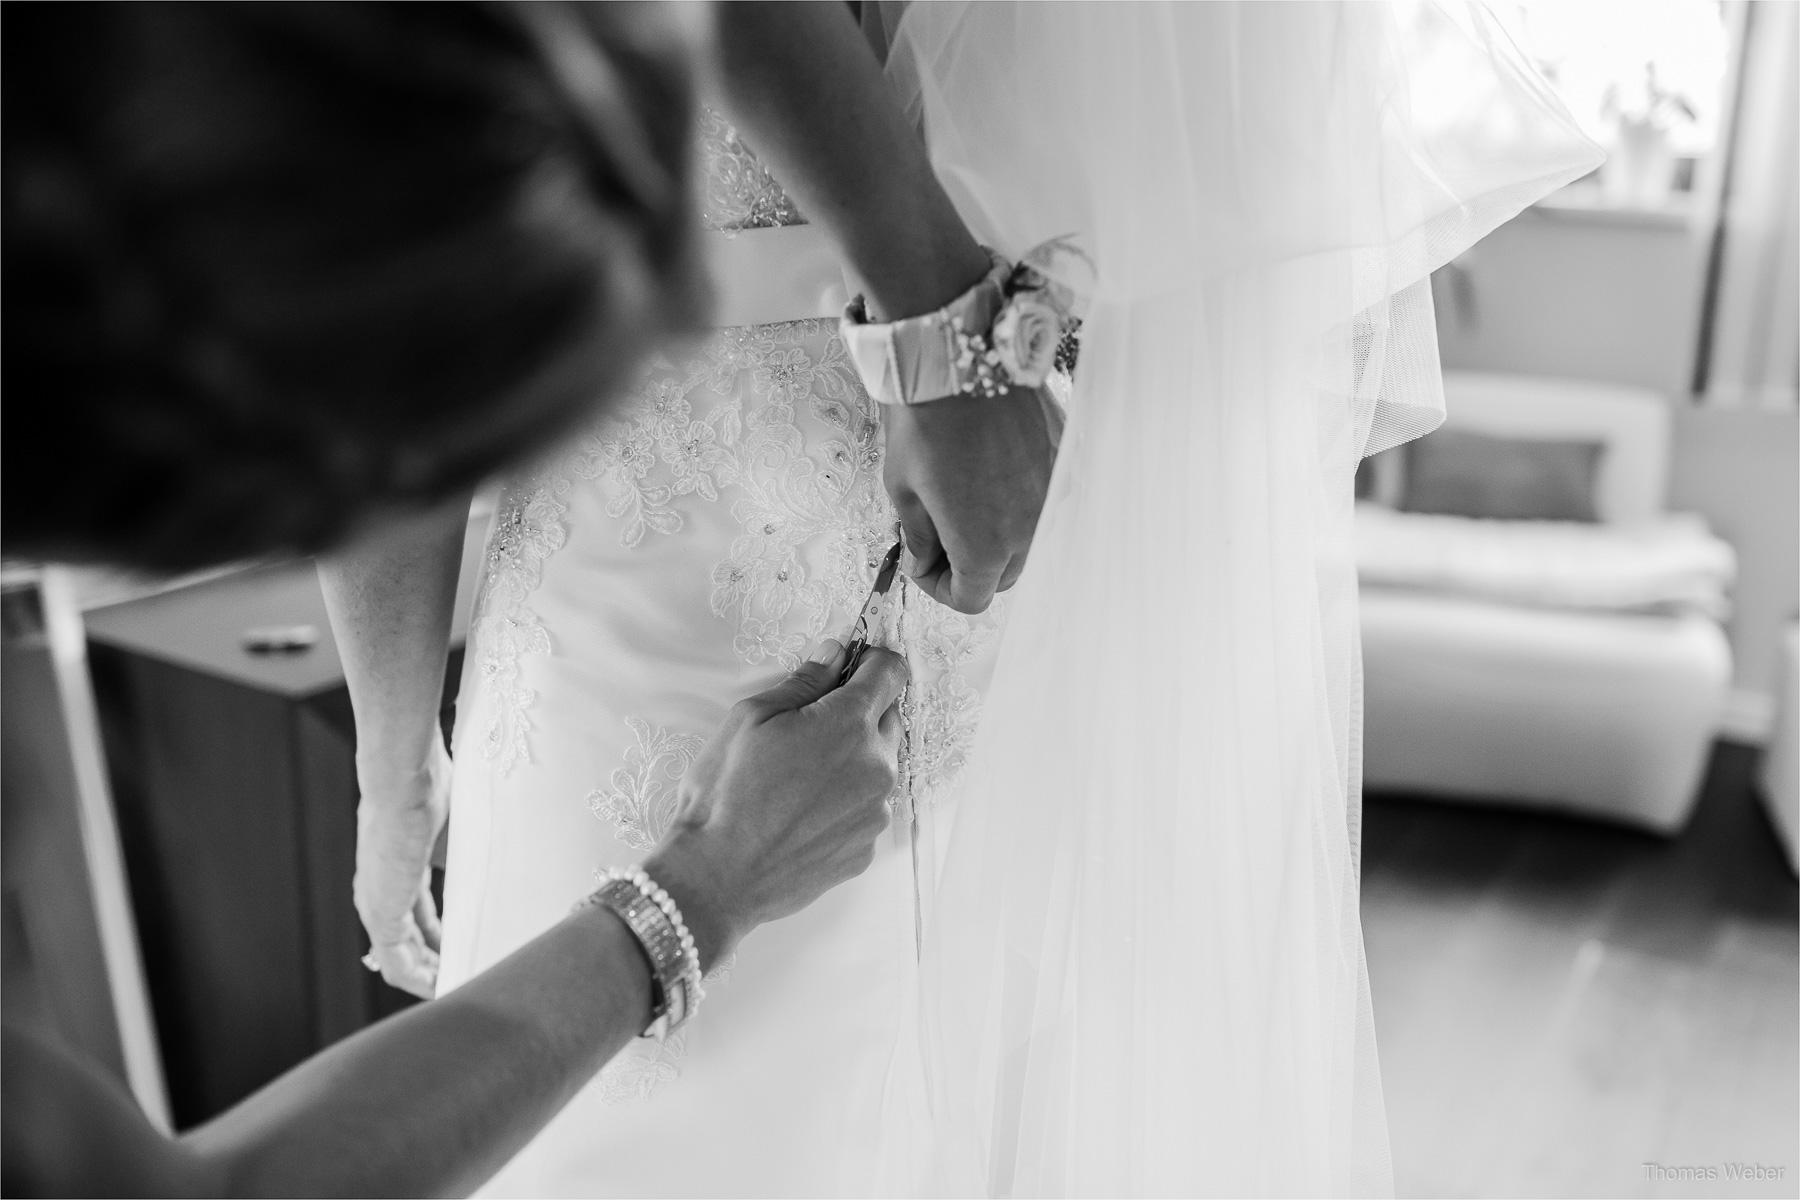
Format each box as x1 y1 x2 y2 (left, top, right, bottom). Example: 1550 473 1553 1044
876 4 1602 1195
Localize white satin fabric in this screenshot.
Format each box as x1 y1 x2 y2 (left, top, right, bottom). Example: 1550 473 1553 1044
435 97 1019 1196
436 313 1012 1197
705 225 848 326
875 3 1603 1195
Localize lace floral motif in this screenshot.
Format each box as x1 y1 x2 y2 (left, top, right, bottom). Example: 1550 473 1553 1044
594 1032 686 1105
889 592 1008 805
587 718 704 851
571 320 895 672
464 125 815 777
469 319 1007 802
467 474 568 775
580 320 1003 808
698 108 805 232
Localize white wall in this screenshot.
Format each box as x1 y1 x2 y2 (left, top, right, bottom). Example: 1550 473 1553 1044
1668 406 1799 701
1433 206 1708 400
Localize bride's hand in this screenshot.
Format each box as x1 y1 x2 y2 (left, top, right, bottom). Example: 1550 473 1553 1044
709 2 1057 615
884 384 1059 614
642 641 909 971
353 733 452 999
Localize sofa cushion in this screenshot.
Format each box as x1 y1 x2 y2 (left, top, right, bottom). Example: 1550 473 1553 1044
1402 427 1603 522
1356 502 1736 617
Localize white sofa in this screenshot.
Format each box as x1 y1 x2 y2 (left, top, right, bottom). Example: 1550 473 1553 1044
1359 372 1733 833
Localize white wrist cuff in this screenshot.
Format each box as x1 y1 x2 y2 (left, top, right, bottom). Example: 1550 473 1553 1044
839 238 1093 406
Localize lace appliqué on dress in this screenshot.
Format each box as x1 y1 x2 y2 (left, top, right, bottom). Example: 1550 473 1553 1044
467 111 815 777
467 473 568 776
575 320 895 674
594 1032 687 1106
550 321 1003 1108
468 317 1007 797
581 320 1005 821
587 718 703 852
698 107 806 232
586 320 1004 811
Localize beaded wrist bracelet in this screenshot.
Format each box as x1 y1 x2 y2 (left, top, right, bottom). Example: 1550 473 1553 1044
573 867 704 1041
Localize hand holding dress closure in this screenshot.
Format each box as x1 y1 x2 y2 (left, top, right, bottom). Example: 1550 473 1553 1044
643 641 911 971
882 384 1057 614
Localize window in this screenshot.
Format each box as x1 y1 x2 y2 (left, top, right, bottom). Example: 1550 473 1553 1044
1492 1 1733 207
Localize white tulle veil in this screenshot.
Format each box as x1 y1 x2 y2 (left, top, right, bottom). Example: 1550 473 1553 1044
873 4 1604 1196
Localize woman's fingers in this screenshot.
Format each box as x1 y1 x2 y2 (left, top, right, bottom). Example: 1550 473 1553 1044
371 924 438 999
832 646 910 727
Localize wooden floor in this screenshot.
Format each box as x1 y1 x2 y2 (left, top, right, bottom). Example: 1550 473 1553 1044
1363 743 1799 1199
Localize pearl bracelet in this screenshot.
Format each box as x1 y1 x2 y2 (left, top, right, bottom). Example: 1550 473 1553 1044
623 866 705 1027
573 867 703 1041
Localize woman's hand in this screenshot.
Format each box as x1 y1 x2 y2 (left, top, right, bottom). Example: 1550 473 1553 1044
643 641 910 971
319 496 468 1000
884 383 1060 613
353 733 452 999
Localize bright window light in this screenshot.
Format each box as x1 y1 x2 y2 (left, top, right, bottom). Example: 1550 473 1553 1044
1492 0 1732 157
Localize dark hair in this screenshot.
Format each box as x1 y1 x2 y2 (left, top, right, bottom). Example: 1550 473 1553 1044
3 2 707 571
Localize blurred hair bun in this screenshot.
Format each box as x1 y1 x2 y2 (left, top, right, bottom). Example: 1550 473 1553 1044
3 2 709 571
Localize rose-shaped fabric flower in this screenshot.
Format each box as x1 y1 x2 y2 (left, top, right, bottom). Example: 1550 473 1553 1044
990 291 1062 388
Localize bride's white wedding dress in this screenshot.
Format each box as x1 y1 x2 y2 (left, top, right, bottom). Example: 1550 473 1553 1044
438 5 1601 1196
436 107 1003 1197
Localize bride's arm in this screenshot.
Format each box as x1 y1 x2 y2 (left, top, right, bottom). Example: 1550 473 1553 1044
317 498 470 998
715 3 988 324
713 2 1057 617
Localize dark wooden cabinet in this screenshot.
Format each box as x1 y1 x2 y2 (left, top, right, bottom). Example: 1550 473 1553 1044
85 558 467 1128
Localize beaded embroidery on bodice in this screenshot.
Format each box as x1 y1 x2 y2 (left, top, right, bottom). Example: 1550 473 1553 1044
464 108 1002 800
468 318 1003 803
698 108 806 232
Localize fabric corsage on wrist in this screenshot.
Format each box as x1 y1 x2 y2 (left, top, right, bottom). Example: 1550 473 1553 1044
841 236 1092 406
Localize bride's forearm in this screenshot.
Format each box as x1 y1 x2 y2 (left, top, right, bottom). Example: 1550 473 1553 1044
712 1 990 322
317 497 469 779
